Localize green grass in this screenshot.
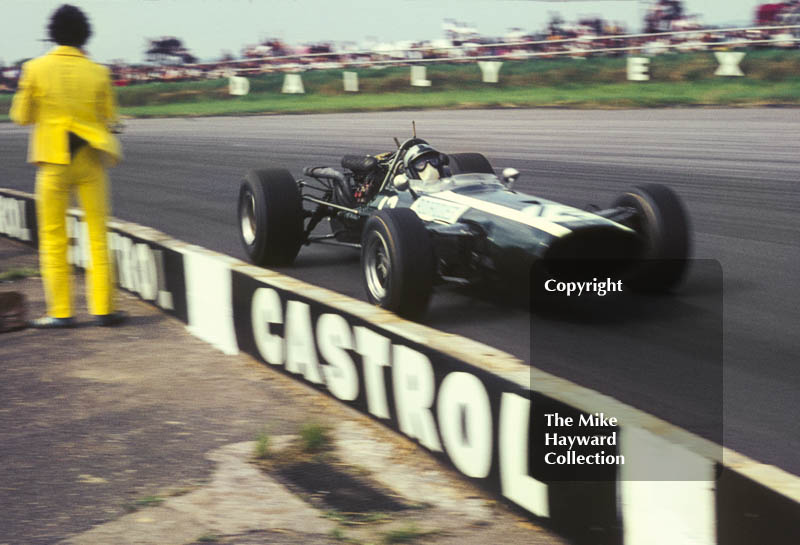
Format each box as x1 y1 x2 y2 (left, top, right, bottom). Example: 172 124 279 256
2 50 799 120
328 526 358 543
324 509 393 525
253 430 272 460
0 267 39 282
134 495 164 507
122 495 165 512
108 78 800 118
300 422 332 453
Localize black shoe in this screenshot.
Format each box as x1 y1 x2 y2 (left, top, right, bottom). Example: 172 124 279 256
29 316 76 329
95 311 128 327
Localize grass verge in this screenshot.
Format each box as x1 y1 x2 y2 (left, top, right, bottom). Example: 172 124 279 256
253 430 272 460
0 267 39 282
122 495 165 512
300 422 332 453
112 79 800 117
2 51 798 120
324 510 394 525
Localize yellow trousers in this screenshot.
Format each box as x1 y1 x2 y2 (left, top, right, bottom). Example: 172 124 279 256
35 147 114 318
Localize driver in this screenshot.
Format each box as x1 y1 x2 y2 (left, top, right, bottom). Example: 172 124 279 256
403 142 447 183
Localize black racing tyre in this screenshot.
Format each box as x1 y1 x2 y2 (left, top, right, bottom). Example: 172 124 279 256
613 184 691 292
361 208 435 320
448 153 494 175
238 168 304 266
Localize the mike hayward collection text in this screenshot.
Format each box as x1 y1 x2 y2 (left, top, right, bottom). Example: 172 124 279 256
543 412 625 466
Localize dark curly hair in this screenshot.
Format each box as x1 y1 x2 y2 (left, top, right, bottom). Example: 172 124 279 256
48 4 91 47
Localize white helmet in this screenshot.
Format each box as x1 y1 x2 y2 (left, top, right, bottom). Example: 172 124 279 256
404 143 446 182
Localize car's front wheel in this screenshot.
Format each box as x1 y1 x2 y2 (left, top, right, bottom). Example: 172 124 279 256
361 209 434 320
238 168 304 266
613 184 691 291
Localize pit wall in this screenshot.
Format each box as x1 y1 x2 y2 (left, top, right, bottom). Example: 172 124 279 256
2 188 798 545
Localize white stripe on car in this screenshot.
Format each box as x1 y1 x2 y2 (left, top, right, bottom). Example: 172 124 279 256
432 191 573 237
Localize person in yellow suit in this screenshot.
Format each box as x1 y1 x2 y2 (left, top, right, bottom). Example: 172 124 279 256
11 4 126 328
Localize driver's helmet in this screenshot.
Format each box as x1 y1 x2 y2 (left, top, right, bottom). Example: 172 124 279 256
404 142 446 182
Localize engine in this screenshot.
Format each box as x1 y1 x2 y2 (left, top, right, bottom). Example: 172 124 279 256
351 168 385 204
341 153 391 205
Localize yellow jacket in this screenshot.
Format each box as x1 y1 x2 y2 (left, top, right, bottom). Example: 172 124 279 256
10 46 122 166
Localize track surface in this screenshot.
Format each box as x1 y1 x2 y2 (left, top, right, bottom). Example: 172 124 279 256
1 109 798 475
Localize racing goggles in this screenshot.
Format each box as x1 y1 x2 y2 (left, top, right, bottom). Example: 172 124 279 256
411 154 442 172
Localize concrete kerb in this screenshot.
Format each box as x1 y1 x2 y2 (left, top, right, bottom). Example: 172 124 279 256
104 206 732 466
0 187 34 200
722 448 800 504
100 206 800 502
4 186 800 543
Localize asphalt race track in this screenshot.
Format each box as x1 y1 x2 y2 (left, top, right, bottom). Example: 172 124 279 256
1 109 798 475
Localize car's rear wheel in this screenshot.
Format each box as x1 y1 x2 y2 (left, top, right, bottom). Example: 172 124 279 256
448 153 494 175
613 184 691 291
361 209 434 320
238 168 304 266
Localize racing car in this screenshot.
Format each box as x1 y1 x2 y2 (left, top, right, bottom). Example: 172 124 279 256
237 136 690 319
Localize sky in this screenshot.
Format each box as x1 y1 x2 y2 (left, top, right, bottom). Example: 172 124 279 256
3 0 767 65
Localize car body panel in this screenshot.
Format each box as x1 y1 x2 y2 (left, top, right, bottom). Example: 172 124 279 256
359 173 640 273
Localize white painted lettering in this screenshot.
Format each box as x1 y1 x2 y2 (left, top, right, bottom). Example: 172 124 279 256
478 61 502 83
499 393 549 517
285 301 324 384
103 232 173 309
410 66 431 87
627 57 650 81
116 235 134 290
354 326 392 419
437 372 492 478
343 71 359 92
317 313 359 401
715 52 745 77
392 345 442 452
282 73 305 94
153 249 174 310
251 287 284 365
0 197 32 241
228 76 250 96
135 243 158 301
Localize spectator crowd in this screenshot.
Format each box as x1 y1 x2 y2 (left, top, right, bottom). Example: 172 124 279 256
2 1 799 91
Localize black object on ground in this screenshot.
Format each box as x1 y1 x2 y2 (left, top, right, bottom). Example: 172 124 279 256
275 461 412 513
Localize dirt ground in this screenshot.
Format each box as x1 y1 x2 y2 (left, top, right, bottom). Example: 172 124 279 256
0 238 564 545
